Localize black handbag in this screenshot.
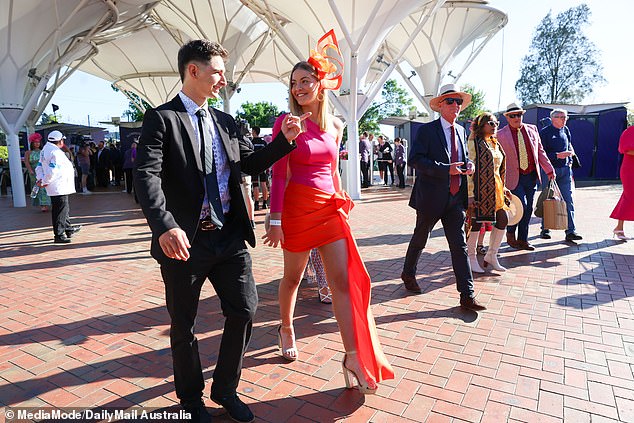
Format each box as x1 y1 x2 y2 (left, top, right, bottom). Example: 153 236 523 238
571 154 581 169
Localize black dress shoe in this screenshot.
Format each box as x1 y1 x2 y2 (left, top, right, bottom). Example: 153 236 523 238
211 393 254 423
540 230 551 239
65 225 82 238
183 404 211 423
54 234 71 244
400 272 421 293
566 232 583 241
460 297 487 311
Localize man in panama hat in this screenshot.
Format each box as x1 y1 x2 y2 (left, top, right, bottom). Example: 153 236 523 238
401 83 486 311
497 103 554 250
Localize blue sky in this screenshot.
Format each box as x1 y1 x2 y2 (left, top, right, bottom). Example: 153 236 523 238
49 0 632 133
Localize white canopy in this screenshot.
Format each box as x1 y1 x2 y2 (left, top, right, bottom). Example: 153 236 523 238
0 0 121 206
1 0 507 206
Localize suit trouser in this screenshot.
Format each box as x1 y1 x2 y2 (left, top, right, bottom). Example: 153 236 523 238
396 164 406 188
507 171 538 242
540 166 576 234
50 195 71 237
402 193 474 299
160 222 257 407
360 161 370 187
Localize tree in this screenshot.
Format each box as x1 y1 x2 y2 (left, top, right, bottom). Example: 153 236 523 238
515 4 604 105
235 101 281 128
458 84 488 120
359 78 413 135
121 92 151 122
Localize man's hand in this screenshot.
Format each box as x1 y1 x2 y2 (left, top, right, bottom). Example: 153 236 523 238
449 161 465 175
547 172 555 180
280 112 312 142
158 228 191 261
556 151 573 159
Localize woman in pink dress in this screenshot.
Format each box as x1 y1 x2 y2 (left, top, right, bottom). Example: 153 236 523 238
611 126 634 240
262 31 393 394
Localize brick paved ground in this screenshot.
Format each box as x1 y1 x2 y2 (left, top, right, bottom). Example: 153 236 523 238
1 182 633 422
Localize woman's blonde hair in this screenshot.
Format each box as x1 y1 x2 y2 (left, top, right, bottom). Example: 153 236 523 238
288 61 328 132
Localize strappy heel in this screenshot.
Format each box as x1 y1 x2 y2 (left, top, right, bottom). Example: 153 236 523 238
341 351 377 394
318 285 332 304
277 324 298 361
613 230 629 241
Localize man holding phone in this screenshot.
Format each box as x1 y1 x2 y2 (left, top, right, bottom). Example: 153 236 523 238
401 84 486 311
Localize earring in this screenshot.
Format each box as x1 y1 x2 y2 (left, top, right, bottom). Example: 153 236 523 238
317 91 325 102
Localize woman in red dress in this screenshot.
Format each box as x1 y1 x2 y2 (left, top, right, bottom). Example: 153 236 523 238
262 31 393 394
610 126 634 240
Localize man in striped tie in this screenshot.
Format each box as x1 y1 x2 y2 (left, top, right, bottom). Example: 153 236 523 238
497 103 554 251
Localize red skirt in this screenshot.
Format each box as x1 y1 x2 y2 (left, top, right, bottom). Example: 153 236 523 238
282 182 394 383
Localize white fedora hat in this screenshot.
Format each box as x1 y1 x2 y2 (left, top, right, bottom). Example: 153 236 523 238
429 83 472 112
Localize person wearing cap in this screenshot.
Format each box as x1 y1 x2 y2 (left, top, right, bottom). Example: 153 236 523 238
497 103 554 251
539 108 582 242
35 130 81 244
401 83 486 311
134 39 296 423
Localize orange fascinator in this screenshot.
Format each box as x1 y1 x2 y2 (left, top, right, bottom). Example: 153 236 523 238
308 29 344 91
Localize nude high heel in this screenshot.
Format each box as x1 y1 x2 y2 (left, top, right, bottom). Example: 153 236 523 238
277 324 298 361
613 230 629 241
341 351 377 395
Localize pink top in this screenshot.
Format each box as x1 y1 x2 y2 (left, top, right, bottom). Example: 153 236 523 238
270 114 339 212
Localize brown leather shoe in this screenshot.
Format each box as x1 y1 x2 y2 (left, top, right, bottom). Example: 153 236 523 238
517 240 535 251
506 232 520 249
401 273 421 293
460 297 487 311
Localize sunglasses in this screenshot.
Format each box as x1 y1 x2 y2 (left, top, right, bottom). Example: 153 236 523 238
507 113 523 119
443 98 464 106
487 121 500 127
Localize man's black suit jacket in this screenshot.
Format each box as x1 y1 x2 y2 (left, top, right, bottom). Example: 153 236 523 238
408 118 470 216
134 96 295 263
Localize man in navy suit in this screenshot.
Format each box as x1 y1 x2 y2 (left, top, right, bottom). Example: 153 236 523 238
134 40 303 423
401 84 486 311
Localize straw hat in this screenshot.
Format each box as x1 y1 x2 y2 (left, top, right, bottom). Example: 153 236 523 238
429 83 472 112
503 102 526 117
506 193 524 226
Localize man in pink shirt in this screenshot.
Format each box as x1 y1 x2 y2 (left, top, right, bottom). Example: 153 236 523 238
497 103 554 250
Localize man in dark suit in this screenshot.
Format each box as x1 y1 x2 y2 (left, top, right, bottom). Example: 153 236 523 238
401 84 486 311
134 40 303 423
95 141 111 187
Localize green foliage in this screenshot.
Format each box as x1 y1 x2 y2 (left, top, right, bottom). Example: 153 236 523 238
459 84 488 120
515 4 604 104
208 97 222 109
627 108 634 127
235 101 281 128
112 85 150 122
359 79 413 135
0 146 7 160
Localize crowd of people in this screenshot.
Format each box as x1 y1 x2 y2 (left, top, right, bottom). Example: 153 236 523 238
18 33 633 423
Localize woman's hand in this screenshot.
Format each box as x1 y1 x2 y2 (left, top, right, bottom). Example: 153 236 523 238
262 226 284 248
280 112 312 142
504 188 512 200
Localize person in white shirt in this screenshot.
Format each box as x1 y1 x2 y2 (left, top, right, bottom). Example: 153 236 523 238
35 130 81 243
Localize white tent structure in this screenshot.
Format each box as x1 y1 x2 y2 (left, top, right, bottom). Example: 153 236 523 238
377 0 508 115
1 0 506 206
0 0 158 207
241 0 449 199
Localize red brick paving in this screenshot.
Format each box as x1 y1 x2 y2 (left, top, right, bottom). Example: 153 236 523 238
1 182 633 422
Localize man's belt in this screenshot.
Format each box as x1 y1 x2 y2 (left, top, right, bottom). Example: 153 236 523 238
199 218 219 231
